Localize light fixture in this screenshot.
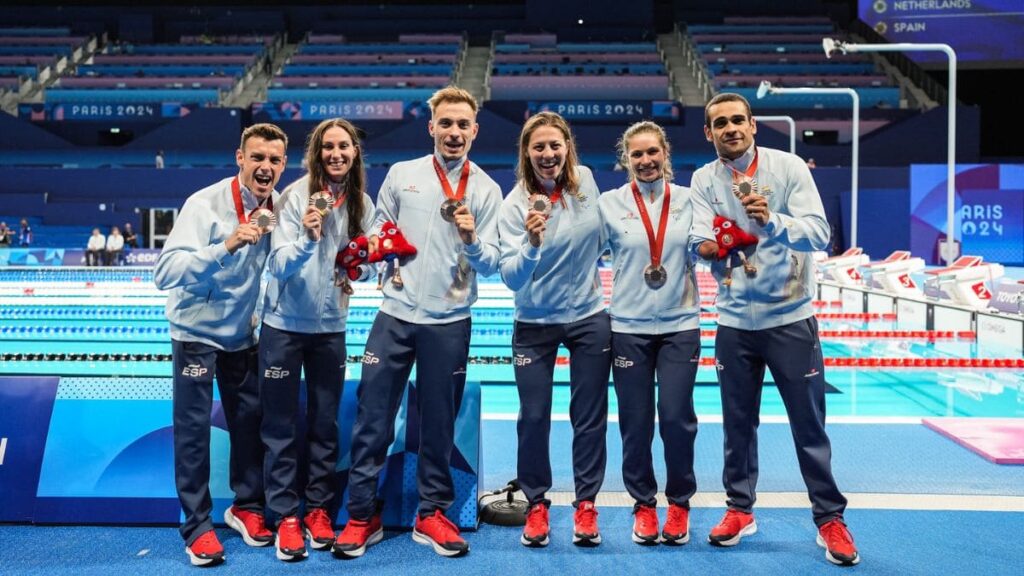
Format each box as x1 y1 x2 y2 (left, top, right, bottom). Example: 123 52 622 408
820 38 959 261
757 80 861 248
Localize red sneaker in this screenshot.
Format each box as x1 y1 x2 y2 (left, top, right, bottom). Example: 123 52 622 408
185 530 225 566
573 500 601 546
224 506 272 547
332 514 383 559
275 516 308 562
521 503 550 547
817 518 861 566
708 509 757 547
303 508 336 550
632 505 660 545
412 510 469 557
662 504 690 545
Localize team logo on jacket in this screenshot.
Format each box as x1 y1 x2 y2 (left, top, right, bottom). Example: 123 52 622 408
613 356 634 368
181 364 208 378
513 354 532 366
402 184 420 194
264 366 290 379
362 352 381 365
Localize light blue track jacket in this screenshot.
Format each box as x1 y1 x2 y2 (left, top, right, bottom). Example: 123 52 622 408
262 174 376 334
373 152 502 324
689 145 830 330
154 176 278 351
599 178 700 335
498 166 604 324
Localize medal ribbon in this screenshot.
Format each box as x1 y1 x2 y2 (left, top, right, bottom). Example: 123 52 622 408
533 179 564 209
630 180 671 270
324 185 347 208
721 146 759 186
432 156 471 203
430 154 468 203
232 176 273 224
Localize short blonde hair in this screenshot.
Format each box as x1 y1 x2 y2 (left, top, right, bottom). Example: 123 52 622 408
427 85 478 115
615 121 674 183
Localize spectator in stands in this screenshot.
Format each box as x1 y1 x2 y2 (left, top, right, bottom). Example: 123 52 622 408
600 121 701 547
806 157 817 170
335 86 501 560
0 221 11 248
258 118 375 562
690 93 859 566
86 228 105 266
498 112 610 549
156 150 165 169
123 222 139 249
18 219 32 247
154 123 288 567
105 225 124 266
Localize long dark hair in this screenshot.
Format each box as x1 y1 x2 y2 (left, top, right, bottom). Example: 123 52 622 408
304 118 367 239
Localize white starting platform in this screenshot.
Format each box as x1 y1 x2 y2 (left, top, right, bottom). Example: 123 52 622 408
817 247 869 287
862 250 926 296
923 255 1005 311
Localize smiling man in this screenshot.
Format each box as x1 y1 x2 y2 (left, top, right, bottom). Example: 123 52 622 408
334 86 502 560
154 123 287 567
689 93 859 567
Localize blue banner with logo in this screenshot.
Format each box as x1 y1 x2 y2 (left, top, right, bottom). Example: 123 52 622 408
19 102 200 121
252 100 430 121
486 100 684 125
0 377 60 522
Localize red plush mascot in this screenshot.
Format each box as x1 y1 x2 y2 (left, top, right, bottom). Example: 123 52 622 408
335 221 417 291
712 215 759 284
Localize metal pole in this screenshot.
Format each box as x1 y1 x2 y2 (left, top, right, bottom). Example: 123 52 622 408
754 115 796 154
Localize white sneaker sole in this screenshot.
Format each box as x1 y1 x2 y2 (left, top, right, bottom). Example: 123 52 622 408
412 529 468 557
520 532 549 547
275 534 309 562
816 533 861 565
185 546 223 566
572 531 601 546
223 509 271 548
305 528 335 550
708 520 757 547
632 531 659 545
333 527 383 558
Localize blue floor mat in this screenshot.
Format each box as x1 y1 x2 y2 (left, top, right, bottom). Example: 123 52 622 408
3 508 1022 576
481 421 1024 496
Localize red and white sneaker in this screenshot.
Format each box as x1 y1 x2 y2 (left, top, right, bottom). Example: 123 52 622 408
275 516 308 562
224 506 273 547
303 508 336 550
708 509 757 547
332 514 383 559
632 505 660 545
662 504 690 545
185 530 225 566
572 500 601 546
412 510 469 557
521 503 550 547
817 518 861 566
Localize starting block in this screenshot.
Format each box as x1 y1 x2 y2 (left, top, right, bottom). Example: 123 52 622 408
924 255 1005 310
862 250 926 296
817 247 869 286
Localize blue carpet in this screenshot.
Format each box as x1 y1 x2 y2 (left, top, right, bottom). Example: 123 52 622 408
481 421 1024 496
3 508 1022 575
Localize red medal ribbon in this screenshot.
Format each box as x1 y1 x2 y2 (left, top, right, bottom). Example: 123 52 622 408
630 180 671 270
325 185 347 208
232 176 274 224
721 146 759 185
432 156 471 203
